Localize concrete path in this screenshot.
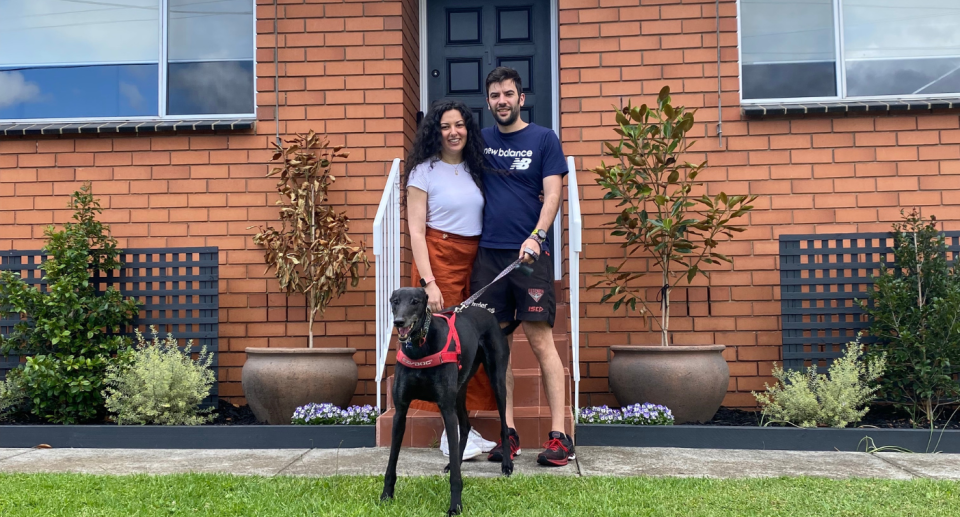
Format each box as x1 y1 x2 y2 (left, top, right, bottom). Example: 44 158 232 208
1 447 959 480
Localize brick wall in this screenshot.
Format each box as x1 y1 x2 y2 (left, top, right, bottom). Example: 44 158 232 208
559 0 960 407
3 0 959 410
0 0 417 405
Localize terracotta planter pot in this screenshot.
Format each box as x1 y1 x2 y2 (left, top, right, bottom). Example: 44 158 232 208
608 345 729 424
242 348 358 425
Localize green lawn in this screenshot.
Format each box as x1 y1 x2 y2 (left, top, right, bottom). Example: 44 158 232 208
0 473 957 516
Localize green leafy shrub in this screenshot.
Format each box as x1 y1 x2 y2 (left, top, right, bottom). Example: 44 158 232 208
753 339 886 428
590 87 755 345
0 184 140 424
858 210 960 426
103 327 215 425
0 373 26 421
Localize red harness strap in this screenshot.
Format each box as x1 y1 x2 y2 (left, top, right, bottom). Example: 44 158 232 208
396 312 461 370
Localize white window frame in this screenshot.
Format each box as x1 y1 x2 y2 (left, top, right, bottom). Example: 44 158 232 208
736 0 960 105
0 0 257 124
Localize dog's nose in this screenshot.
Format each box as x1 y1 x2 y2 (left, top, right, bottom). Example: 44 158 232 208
393 317 404 327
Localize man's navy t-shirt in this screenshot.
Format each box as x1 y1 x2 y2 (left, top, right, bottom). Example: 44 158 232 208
480 123 567 251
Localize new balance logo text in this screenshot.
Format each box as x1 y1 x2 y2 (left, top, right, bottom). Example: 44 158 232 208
484 148 533 158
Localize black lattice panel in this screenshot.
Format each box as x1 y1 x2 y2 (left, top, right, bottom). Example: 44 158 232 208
780 232 960 371
0 247 219 406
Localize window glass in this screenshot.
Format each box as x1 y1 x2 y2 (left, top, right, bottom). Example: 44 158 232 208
0 0 253 120
0 0 159 65
0 65 158 119
168 0 253 61
167 61 254 115
740 0 837 100
0 0 159 119
843 0 960 97
167 0 254 115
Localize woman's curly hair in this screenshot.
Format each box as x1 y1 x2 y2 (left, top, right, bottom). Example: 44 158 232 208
400 99 486 209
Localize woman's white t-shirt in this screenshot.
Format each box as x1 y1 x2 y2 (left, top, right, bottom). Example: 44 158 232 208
407 160 484 237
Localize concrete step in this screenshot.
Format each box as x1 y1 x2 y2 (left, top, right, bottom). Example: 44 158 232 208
378 368 574 448
384 368 572 410
376 406 574 449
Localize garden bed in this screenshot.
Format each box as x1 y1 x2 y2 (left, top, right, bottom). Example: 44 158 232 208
0 402 376 449
576 407 960 453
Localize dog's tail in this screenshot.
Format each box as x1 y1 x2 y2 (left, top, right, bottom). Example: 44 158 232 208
501 320 521 336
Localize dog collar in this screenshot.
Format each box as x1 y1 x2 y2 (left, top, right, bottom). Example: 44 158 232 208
399 308 431 349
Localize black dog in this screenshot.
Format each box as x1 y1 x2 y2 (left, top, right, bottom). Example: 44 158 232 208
381 287 513 515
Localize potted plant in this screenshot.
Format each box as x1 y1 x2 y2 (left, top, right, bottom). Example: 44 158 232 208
244 131 369 425
591 87 755 423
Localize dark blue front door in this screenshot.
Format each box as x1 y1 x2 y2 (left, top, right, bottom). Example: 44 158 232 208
427 0 552 130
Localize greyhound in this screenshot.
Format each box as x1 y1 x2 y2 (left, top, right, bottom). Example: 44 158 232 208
381 287 513 515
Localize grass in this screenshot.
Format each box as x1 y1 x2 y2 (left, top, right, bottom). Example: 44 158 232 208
1 474 959 516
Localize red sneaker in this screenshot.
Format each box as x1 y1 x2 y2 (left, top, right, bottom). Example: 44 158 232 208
486 427 521 461
536 431 575 467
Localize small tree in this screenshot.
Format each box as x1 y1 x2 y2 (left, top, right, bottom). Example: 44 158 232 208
591 86 756 346
251 131 369 348
0 184 140 423
858 210 960 426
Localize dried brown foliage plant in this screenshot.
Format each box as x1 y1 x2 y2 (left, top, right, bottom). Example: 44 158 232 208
251 131 369 348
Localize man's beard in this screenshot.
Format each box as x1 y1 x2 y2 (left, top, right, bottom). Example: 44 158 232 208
491 103 520 126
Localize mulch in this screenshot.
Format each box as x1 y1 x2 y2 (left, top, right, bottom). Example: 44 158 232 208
2 399 263 426
692 405 960 430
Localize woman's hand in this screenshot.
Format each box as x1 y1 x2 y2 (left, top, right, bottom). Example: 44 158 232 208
425 282 444 313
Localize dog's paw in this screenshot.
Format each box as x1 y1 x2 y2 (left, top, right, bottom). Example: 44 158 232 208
443 463 451 474
379 491 394 502
447 503 463 516
501 460 514 477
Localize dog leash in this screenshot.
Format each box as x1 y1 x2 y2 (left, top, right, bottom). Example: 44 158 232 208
449 255 528 314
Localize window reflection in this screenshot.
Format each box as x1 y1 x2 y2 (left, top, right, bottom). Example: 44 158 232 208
844 0 960 97
167 61 254 115
0 0 254 120
740 0 837 100
0 65 158 119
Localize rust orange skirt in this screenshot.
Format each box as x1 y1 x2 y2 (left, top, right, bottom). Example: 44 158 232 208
409 227 497 412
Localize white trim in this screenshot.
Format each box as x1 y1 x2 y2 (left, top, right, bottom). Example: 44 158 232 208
0 115 256 124
741 92 960 106
566 156 581 419
835 0 846 98
550 0 559 137
736 0 743 105
0 61 158 69
159 0 168 121
420 0 429 114
550 0 561 281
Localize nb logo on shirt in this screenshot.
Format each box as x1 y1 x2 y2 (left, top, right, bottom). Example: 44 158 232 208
510 158 532 170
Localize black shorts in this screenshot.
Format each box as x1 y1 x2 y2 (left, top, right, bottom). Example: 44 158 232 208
470 247 556 328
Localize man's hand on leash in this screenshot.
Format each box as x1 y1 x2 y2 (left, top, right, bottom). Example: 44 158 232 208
519 238 540 264
425 282 444 313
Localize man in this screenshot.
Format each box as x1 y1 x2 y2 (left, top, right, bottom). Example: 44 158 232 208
472 66 573 466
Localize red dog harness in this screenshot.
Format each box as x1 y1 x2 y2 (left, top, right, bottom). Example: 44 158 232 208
396 312 461 370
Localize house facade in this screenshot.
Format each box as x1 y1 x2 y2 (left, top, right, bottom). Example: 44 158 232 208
1 0 958 410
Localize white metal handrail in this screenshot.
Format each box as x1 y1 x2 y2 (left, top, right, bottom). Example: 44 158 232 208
566 156 583 418
373 158 401 411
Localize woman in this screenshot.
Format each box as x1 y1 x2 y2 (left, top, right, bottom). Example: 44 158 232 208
401 99 497 459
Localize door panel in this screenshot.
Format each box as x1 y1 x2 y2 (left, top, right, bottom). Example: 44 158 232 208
427 0 551 130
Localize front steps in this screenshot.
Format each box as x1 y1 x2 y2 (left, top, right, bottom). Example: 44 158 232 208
376 304 574 449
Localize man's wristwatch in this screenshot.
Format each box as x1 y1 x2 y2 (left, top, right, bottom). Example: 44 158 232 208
530 229 548 244
419 276 435 288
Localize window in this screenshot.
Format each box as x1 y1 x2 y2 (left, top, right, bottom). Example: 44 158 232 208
739 0 960 102
0 0 254 121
